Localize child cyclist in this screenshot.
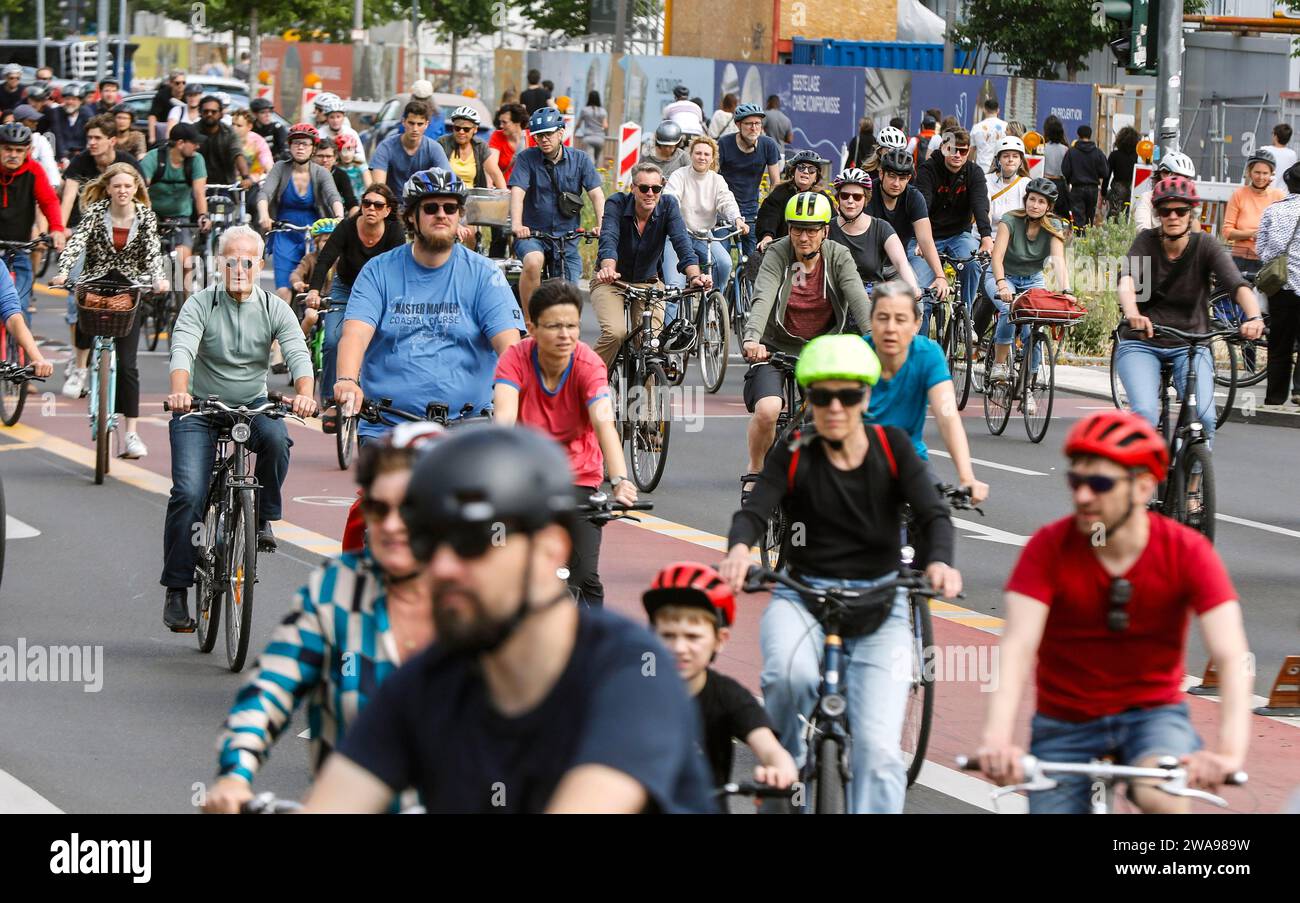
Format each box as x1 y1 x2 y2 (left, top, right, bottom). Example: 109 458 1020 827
643 562 798 793
291 217 339 338
336 133 370 199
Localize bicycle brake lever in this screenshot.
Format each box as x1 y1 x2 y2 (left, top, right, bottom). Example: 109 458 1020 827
1171 787 1229 807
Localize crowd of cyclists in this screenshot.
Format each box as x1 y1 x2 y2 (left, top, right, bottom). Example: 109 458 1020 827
0 66 1267 814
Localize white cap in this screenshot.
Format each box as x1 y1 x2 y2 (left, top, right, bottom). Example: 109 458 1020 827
411 80 434 100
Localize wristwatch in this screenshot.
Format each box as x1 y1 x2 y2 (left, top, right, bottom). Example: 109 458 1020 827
1244 315 1264 323
610 475 627 488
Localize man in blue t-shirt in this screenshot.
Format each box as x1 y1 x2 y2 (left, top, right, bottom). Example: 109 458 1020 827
717 104 782 258
509 107 605 325
864 281 987 504
301 427 716 814
332 168 522 440
368 101 451 194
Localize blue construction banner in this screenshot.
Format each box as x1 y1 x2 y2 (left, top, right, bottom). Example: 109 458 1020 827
714 59 864 162
908 72 1007 133
1034 81 1093 139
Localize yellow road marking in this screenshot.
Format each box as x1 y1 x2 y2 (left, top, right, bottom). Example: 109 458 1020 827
0 442 37 452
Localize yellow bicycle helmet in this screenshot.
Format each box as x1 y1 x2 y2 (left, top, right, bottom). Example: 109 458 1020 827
784 191 833 226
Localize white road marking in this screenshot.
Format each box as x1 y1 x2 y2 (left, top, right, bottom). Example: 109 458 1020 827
0 767 62 814
911 760 1025 814
929 449 1047 476
951 516 1030 547
1215 513 1300 540
4 516 40 539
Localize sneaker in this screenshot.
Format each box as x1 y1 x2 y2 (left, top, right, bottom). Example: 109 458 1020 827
988 363 1010 383
1023 394 1038 416
63 358 73 380
62 367 86 399
121 432 148 459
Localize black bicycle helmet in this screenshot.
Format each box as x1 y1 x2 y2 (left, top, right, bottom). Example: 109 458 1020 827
111 101 132 115
402 167 467 206
672 85 690 100
785 149 827 173
1025 177 1059 203
401 426 577 561
654 120 683 146
250 97 274 113
879 147 915 176
0 122 32 146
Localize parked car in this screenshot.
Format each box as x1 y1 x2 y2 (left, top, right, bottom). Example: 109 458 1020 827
119 89 290 136
358 92 493 156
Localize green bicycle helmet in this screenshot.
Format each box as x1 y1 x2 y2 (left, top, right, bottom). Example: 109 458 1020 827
310 217 340 237
795 334 881 387
784 191 833 226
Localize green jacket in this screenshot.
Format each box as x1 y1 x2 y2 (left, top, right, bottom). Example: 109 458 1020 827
169 284 313 404
742 237 873 355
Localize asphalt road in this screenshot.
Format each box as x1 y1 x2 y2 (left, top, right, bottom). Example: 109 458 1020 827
1 277 1296 814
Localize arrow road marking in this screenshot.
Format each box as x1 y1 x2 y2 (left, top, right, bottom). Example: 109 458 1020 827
4 516 39 539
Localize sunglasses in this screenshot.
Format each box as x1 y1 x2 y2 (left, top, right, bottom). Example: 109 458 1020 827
420 200 461 216
635 183 664 194
1157 206 1192 218
807 386 868 408
359 496 401 520
794 164 820 174
949 146 971 156
361 198 389 209
416 522 517 560
1066 471 1129 494
224 257 257 270
1108 578 1133 632
451 125 475 133
201 108 222 115
838 191 865 202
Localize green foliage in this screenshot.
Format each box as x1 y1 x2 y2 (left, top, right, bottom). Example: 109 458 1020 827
1062 214 1137 357
514 0 659 42
424 0 498 41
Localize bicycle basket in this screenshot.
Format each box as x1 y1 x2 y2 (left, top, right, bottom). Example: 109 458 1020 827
464 188 511 228
1009 288 1086 324
76 285 141 337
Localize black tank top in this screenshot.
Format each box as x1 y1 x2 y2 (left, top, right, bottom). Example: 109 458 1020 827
828 216 896 285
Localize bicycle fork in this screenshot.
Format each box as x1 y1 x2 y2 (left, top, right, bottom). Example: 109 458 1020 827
802 633 853 806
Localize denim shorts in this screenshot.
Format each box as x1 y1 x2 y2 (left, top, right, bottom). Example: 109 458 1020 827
1027 702 1202 814
514 236 581 283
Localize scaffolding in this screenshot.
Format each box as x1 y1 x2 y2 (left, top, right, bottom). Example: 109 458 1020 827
1182 93 1279 182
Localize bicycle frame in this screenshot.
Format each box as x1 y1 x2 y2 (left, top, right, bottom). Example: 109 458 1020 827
1154 328 1217 488
86 335 118 444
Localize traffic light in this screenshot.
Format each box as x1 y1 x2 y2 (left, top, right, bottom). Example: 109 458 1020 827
1103 0 1160 77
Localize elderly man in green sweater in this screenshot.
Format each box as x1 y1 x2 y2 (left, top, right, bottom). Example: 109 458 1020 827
159 225 318 633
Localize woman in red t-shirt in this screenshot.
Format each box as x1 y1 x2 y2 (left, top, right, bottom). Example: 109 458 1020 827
493 280 635 607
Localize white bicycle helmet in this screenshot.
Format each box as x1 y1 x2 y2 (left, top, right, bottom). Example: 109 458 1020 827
877 126 908 150
994 135 1026 157
1157 150 1196 178
315 93 345 115
450 105 480 125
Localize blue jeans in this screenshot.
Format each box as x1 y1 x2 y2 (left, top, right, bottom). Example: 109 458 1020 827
4 251 32 326
160 399 293 588
932 230 981 309
320 277 351 398
760 572 912 814
984 271 1045 348
1115 339 1216 447
514 236 582 282
1028 703 1201 814
663 233 733 321
737 211 758 259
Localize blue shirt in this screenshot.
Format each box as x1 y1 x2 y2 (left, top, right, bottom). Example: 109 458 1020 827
865 334 950 460
0 264 20 322
597 192 697 283
346 244 524 439
368 133 451 193
717 133 781 214
508 145 601 233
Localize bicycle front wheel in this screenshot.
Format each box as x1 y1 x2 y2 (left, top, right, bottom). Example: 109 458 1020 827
1023 329 1055 443
224 489 258 672
195 494 223 654
336 414 357 470
982 344 1012 436
606 353 628 445
698 290 729 394
1109 331 1128 410
949 303 974 410
1208 339 1237 430
902 594 935 788
0 331 29 427
629 361 671 492
813 736 846 814
1168 441 1216 542
93 352 112 484
731 277 752 357
759 504 786 571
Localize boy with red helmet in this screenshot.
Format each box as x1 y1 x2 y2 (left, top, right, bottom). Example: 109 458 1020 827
975 411 1252 813
644 562 798 792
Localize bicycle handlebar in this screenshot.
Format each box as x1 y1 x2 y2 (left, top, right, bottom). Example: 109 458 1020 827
268 221 314 234
1151 324 1251 344
742 565 959 601
293 292 347 312
0 234 53 251
165 393 302 422
689 227 745 242
766 351 799 372
0 362 46 384
206 183 245 192
576 492 654 525
937 482 983 516
954 754 1246 807
240 792 304 815
714 781 798 800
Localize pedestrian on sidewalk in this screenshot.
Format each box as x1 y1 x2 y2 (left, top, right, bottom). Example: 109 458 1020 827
1062 125 1108 233
1253 161 1300 406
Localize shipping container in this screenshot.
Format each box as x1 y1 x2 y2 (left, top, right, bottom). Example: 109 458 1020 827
790 38 971 72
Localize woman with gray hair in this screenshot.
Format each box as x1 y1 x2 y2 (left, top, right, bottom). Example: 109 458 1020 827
863 279 989 503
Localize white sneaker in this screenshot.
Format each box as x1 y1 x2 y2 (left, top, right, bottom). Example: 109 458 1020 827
1023 394 1038 416
121 432 148 459
62 367 87 399
988 363 1010 382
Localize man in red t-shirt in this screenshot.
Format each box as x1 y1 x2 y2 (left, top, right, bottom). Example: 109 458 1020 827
493 280 635 608
976 410 1251 813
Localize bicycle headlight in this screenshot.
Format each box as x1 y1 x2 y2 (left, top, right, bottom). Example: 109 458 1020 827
821 693 847 718
231 422 251 443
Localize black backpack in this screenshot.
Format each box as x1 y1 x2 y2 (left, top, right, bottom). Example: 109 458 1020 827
147 147 195 188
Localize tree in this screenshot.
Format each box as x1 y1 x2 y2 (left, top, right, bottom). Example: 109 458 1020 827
514 0 658 44
425 0 497 91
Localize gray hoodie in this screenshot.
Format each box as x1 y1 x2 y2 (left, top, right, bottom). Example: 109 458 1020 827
169 284 312 404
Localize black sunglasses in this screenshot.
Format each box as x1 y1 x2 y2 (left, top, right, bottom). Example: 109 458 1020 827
838 191 866 201
361 198 388 209
635 183 664 194
451 125 475 133
359 497 403 520
794 163 820 174
1066 471 1129 494
807 386 867 408
415 521 518 561
420 200 461 216
1157 206 1192 218
1108 578 1133 632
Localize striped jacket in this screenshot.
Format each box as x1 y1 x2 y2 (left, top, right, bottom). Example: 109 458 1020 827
216 550 408 791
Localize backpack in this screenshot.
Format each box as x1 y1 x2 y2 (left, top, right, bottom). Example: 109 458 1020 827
148 147 195 187
786 423 897 493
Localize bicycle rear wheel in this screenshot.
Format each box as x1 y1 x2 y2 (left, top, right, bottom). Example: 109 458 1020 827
1208 339 1236 429
759 504 786 571
1167 441 1216 542
949 303 974 410
195 494 223 654
0 331 29 427
902 594 935 788
982 344 1012 436
93 351 112 484
698 290 729 393
813 736 846 814
606 353 628 444
336 414 358 470
731 276 751 357
629 360 671 492
224 489 257 672
1022 329 1055 443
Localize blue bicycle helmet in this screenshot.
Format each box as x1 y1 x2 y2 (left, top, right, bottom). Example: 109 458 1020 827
734 103 765 122
402 167 467 206
529 107 564 135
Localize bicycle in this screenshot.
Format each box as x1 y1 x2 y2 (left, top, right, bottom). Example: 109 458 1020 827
148 218 196 352
1110 325 1237 431
71 274 148 484
727 235 758 357
742 566 956 814
684 226 742 393
606 280 682 492
1209 272 1267 390
194 183 249 285
0 364 44 591
740 351 807 571
532 229 595 282
933 251 986 410
297 294 353 469
981 292 1081 443
164 393 306 672
955 753 1247 814
0 234 53 326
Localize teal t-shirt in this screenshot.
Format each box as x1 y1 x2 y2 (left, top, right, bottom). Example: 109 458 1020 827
140 147 207 218
865 334 950 460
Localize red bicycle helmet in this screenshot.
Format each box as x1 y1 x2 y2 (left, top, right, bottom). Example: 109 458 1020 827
1150 175 1199 207
287 122 320 143
643 562 736 628
1063 411 1169 482
335 132 359 150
